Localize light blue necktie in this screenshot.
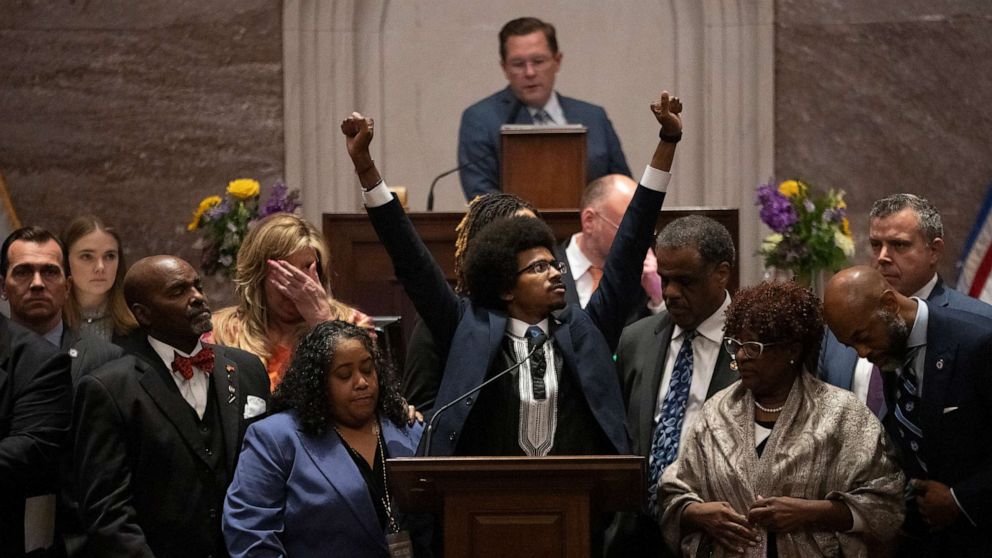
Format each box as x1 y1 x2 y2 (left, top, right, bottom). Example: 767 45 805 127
647 329 697 516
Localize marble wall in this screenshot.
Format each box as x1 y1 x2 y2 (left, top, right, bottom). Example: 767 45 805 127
0 0 283 304
776 0 992 282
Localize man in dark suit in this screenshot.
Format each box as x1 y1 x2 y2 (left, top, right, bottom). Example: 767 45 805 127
73 256 269 558
604 215 737 558
0 313 71 558
824 266 992 557
557 174 663 327
819 194 992 413
345 89 681 459
457 17 630 200
1 226 124 376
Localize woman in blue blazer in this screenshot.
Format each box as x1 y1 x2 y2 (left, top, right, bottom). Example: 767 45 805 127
223 320 426 557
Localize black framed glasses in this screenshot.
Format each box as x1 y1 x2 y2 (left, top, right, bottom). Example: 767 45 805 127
516 259 568 276
723 337 781 359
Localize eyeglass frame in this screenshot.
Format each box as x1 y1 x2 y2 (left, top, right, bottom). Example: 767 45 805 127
504 56 554 75
723 337 782 359
516 259 568 276
593 211 621 231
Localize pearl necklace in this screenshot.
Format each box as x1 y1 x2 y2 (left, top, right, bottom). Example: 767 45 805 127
753 399 785 413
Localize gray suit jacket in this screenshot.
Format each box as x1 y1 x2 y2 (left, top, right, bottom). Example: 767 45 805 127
605 310 737 558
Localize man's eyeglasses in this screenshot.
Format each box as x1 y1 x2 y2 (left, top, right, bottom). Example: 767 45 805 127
723 338 781 359
517 259 568 276
505 56 552 75
594 211 620 231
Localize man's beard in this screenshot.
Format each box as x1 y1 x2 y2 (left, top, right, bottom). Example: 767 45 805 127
877 308 909 371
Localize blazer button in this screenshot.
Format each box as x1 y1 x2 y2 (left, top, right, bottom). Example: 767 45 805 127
209 508 217 519
448 432 456 442
205 448 213 456
464 397 472 406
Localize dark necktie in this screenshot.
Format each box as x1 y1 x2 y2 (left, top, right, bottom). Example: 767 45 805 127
532 109 553 124
647 329 698 516
866 364 885 416
526 326 548 400
172 347 215 380
893 350 927 475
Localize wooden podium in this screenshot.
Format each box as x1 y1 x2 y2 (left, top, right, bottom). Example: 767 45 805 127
388 455 645 558
500 124 587 208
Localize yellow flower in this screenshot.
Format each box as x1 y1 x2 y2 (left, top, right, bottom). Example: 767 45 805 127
841 217 851 237
778 180 803 198
187 195 222 231
227 178 260 200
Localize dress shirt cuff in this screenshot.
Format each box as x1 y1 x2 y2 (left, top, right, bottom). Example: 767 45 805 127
362 180 393 207
950 488 978 527
846 503 866 533
639 166 672 193
647 297 666 315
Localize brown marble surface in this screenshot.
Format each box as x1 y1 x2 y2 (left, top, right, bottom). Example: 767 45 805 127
776 0 992 282
0 0 283 306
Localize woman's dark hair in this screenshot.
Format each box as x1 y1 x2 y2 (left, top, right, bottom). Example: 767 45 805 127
724 281 824 372
271 320 406 435
463 216 557 310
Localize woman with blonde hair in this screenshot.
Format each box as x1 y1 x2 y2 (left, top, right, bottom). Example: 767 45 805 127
212 213 371 390
61 215 137 341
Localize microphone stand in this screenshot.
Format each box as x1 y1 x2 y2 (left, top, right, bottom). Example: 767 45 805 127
423 337 546 455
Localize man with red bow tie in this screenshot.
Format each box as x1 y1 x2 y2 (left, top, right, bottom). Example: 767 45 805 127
73 255 269 558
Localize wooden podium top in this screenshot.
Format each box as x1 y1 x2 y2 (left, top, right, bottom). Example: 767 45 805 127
387 455 645 513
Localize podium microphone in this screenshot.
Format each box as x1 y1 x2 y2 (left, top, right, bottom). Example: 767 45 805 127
426 152 494 211
423 334 547 456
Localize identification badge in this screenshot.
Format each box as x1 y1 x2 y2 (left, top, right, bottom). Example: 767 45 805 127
386 530 414 558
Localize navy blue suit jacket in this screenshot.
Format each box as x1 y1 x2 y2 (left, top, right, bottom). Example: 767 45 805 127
367 183 666 456
819 277 992 392
458 87 631 200
883 306 992 556
223 412 423 558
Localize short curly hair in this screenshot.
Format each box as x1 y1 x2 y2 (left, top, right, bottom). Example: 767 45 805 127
724 281 824 372
270 320 406 435
463 216 557 310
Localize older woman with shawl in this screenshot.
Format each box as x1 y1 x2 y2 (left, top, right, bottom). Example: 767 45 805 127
659 281 904 557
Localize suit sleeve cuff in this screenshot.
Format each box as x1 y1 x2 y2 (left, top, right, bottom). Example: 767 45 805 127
362 180 393 207
639 166 672 193
950 488 978 527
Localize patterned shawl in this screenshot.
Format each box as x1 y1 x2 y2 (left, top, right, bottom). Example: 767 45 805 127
660 372 905 557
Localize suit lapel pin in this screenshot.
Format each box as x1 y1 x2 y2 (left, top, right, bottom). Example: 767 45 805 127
935 358 944 370
69 348 79 358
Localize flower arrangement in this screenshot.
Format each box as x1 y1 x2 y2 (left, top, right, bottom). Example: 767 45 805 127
188 178 301 277
757 179 854 285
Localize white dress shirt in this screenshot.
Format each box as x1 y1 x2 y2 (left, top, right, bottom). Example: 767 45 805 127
148 336 211 419
527 92 567 125
653 292 731 437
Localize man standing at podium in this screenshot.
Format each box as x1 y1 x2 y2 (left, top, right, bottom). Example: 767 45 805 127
457 17 631 201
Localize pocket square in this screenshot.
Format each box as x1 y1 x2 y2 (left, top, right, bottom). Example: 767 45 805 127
244 395 267 419
942 406 959 414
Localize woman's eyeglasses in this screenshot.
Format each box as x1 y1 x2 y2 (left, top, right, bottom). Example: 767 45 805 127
723 338 781 359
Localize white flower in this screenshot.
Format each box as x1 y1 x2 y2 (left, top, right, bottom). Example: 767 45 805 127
834 230 855 257
761 233 783 253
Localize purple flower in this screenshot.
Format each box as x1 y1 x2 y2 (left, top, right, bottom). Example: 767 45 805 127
206 199 231 220
824 206 846 223
756 184 797 233
260 180 302 217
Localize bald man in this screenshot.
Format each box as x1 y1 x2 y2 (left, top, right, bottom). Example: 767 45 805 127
558 174 664 324
823 266 992 557
73 256 268 558
819 194 992 415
